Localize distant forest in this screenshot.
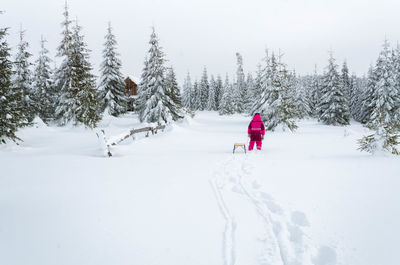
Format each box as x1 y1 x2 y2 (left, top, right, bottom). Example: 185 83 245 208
0 4 399 154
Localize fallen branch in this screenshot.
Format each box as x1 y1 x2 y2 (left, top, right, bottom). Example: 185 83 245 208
96 129 112 157
97 124 166 157
110 124 166 146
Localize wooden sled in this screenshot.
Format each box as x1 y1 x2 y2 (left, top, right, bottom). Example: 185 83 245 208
233 143 246 154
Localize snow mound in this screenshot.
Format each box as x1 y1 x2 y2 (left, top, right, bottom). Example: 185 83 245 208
32 116 47 128
313 246 337 265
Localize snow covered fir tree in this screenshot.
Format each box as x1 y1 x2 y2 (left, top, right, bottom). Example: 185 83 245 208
250 52 298 131
199 67 209 111
182 72 195 111
54 4 101 128
341 61 351 109
309 66 321 117
98 22 128 117
32 36 55 124
70 21 101 127
359 65 377 124
293 74 311 119
136 28 184 124
192 80 201 111
317 52 350 126
234 52 250 113
164 66 184 121
13 29 35 123
207 75 217 111
53 2 73 125
0 26 30 143
215 75 223 109
219 75 236 115
358 40 400 154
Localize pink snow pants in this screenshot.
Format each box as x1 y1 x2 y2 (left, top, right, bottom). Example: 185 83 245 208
249 140 262 150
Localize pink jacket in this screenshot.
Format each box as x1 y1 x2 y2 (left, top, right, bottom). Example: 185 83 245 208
248 114 265 141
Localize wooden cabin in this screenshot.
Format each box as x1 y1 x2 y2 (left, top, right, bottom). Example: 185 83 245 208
124 76 139 111
124 76 138 97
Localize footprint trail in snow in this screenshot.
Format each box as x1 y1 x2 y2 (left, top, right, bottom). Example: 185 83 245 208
210 153 335 265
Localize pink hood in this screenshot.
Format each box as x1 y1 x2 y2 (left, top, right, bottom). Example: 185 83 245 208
252 114 262 122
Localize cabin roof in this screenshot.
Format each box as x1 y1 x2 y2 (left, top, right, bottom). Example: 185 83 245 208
125 75 140 84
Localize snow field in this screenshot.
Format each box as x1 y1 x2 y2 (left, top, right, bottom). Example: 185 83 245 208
0 112 399 265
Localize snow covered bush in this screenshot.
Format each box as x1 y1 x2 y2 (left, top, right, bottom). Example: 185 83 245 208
358 122 400 155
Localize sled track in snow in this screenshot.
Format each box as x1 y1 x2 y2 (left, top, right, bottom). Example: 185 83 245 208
236 162 288 265
210 154 317 265
210 177 237 265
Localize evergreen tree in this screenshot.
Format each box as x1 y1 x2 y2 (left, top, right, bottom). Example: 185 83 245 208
253 64 264 97
219 75 236 115
32 36 54 123
357 75 369 121
359 40 400 155
199 67 209 110
98 22 128 116
207 75 217 111
249 52 272 117
136 28 171 123
134 56 149 112
370 40 399 124
250 50 298 130
359 65 377 124
13 29 35 122
192 80 201 111
165 66 184 120
300 75 313 114
341 60 351 104
0 27 30 143
309 66 321 117
249 64 263 115
54 2 74 124
391 43 400 121
293 73 311 119
234 52 249 113
215 75 223 110
182 72 194 110
349 74 363 121
262 54 298 131
317 53 350 125
246 73 255 110
70 21 101 127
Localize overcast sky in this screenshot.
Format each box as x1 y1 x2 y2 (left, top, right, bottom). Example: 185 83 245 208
2 0 400 83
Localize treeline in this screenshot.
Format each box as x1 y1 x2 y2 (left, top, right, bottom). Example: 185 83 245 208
0 4 184 144
182 42 400 154
1 4 399 154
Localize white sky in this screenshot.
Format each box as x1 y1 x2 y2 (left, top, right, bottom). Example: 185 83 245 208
2 0 400 83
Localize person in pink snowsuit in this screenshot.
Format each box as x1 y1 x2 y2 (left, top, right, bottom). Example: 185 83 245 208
248 113 265 150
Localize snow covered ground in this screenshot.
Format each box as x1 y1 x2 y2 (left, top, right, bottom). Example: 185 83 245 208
0 112 399 265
